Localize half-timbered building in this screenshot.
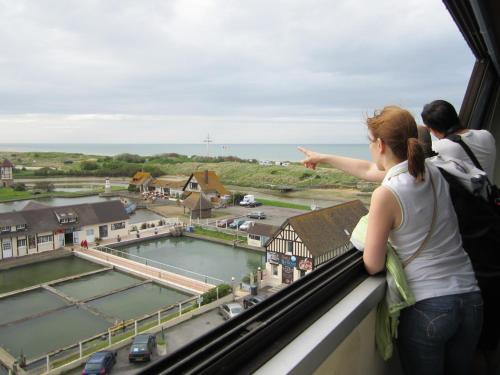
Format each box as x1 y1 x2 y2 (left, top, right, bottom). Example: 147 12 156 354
264 200 367 286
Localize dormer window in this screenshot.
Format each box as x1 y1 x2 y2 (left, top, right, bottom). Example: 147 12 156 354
16 224 26 231
0 226 10 233
54 209 78 224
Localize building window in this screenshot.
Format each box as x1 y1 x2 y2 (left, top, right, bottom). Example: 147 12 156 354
272 264 278 276
111 222 125 231
287 241 293 254
16 224 26 231
249 234 260 240
28 235 36 248
37 235 53 244
86 229 94 236
17 238 26 248
2 240 12 251
189 182 198 190
0 226 10 233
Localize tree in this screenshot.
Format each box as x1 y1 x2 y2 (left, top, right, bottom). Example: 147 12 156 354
33 181 55 192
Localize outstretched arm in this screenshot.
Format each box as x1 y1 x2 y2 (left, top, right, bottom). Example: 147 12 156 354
297 146 386 182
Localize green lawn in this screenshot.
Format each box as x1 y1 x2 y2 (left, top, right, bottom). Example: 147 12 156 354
257 198 310 210
192 226 237 242
0 188 33 201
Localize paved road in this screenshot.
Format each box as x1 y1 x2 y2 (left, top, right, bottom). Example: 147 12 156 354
65 309 225 375
210 204 307 227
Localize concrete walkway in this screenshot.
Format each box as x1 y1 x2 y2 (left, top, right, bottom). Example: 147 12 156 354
75 247 214 295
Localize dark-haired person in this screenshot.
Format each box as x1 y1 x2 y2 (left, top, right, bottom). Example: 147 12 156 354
300 106 482 375
422 99 499 373
421 99 496 179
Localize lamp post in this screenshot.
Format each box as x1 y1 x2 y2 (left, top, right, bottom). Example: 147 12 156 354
231 276 235 299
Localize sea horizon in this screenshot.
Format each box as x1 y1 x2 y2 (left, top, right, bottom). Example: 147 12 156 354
0 143 371 162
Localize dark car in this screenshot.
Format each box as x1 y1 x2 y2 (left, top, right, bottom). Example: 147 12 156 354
229 219 246 229
243 295 266 309
246 211 266 219
246 201 263 208
128 334 156 362
82 350 116 375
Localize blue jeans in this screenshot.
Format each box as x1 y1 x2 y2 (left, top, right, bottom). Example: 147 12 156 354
396 292 483 375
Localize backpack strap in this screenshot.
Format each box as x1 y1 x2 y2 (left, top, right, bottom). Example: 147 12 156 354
445 133 485 171
403 171 437 268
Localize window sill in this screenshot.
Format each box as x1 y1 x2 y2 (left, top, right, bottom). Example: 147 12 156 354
254 275 386 375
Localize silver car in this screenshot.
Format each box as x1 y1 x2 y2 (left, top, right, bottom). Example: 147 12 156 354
218 302 243 320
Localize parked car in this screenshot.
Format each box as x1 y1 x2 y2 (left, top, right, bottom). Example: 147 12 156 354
229 219 246 229
217 218 234 228
243 295 267 309
82 350 116 375
239 220 254 231
247 211 266 219
218 302 243 320
239 195 263 207
128 334 156 362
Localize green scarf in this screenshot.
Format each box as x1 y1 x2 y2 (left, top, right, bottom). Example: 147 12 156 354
350 215 415 360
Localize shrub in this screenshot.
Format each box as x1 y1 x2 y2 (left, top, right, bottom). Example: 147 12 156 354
128 184 139 192
12 182 26 191
201 284 232 305
140 223 147 230
114 153 146 163
81 160 99 170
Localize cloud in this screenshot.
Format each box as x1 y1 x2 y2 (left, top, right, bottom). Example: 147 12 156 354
0 0 474 143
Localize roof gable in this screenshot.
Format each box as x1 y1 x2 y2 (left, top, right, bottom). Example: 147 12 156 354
185 171 229 195
130 171 152 185
277 200 368 257
0 159 14 168
182 192 212 210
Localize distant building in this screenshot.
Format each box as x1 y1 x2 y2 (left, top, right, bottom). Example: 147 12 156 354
0 200 129 260
183 170 229 203
264 200 368 286
247 223 279 248
182 192 212 219
104 178 112 193
150 178 187 198
129 171 152 193
0 159 14 187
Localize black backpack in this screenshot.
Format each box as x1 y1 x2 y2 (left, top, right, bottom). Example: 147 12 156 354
438 167 500 277
439 134 500 277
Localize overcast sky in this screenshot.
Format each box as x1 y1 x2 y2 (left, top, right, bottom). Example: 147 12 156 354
0 0 474 144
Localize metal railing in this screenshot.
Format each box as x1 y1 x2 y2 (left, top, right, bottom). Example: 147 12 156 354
24 295 207 373
94 245 224 286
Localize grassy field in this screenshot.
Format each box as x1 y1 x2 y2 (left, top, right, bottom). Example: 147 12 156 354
256 198 310 210
2 150 364 191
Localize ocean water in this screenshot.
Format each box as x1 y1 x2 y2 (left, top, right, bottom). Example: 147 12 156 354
0 143 370 162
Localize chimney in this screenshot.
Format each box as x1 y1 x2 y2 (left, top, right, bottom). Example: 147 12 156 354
204 170 209 184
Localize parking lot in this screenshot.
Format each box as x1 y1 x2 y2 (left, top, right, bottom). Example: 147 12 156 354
211 204 308 227
65 309 226 375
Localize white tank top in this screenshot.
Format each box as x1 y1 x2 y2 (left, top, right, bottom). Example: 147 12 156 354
382 160 478 302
